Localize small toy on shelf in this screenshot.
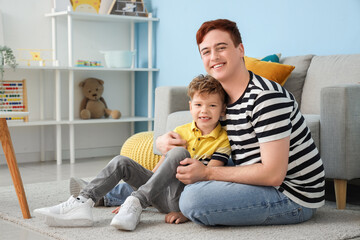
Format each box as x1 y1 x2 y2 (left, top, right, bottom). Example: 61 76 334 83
79 78 121 120
70 0 101 13
76 60 103 67
17 49 55 67
109 0 148 17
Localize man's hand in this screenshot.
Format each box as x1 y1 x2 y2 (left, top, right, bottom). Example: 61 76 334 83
176 158 208 184
165 212 189 224
156 131 187 155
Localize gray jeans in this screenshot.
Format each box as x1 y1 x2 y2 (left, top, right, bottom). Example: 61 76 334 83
80 147 190 213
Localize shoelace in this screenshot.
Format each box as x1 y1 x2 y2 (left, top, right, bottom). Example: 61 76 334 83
123 202 140 214
60 197 79 211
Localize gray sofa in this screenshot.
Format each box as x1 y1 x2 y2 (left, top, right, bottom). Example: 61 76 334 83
153 54 360 209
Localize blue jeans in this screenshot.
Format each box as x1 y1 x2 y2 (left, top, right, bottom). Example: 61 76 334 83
104 182 134 207
179 181 316 226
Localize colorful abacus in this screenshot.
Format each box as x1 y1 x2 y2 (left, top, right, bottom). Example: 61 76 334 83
0 79 28 121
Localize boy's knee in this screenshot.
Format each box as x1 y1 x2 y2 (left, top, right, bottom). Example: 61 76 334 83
108 155 134 168
166 147 190 161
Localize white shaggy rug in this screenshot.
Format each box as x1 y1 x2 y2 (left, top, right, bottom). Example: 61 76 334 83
1 180 360 240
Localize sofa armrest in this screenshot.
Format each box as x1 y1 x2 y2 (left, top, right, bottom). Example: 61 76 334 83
320 83 360 180
153 86 189 155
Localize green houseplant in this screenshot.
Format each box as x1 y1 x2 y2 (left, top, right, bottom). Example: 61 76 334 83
0 45 17 81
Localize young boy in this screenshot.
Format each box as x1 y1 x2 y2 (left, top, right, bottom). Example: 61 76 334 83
34 74 231 230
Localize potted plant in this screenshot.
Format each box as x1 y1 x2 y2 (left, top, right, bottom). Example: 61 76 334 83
0 45 17 81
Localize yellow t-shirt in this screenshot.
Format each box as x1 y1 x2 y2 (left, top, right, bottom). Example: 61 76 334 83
173 121 231 165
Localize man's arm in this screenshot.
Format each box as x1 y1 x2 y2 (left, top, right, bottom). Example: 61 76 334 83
176 136 290 186
156 131 187 155
207 159 225 167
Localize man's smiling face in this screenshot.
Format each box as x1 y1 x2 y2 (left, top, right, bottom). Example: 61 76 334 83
199 29 244 83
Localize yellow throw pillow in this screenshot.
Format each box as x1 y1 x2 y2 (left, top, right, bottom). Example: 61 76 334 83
244 56 295 86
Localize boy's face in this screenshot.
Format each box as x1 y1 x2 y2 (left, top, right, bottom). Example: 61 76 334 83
198 29 244 83
189 92 226 135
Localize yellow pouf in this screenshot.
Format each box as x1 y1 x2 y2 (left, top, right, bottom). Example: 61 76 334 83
120 131 161 171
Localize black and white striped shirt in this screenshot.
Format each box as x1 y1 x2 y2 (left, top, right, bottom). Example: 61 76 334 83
221 71 325 208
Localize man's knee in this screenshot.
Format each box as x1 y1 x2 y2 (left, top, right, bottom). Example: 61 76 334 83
179 184 201 216
179 184 213 225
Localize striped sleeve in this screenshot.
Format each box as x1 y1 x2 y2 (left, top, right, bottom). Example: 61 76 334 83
210 126 231 164
251 91 293 143
211 143 231 164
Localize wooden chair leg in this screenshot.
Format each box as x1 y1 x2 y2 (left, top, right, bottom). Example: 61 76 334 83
0 118 31 219
334 179 347 210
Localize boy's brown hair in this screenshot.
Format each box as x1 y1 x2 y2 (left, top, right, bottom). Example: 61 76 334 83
196 19 242 48
187 74 227 104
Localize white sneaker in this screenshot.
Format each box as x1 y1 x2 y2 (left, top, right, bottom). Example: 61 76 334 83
69 177 88 197
69 177 104 207
34 196 94 227
110 196 142 231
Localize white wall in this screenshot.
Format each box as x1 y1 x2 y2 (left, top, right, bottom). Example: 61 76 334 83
0 0 134 164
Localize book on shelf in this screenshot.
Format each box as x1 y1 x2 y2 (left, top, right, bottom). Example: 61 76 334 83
99 0 116 14
108 0 148 17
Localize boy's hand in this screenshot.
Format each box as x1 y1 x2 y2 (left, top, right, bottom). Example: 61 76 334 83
165 212 189 224
156 131 187 155
112 206 121 214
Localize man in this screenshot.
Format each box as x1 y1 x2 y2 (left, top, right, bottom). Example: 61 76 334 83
156 19 325 226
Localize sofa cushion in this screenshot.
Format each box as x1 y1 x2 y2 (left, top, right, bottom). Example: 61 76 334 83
301 54 360 114
166 111 193 132
303 114 320 152
281 54 314 108
244 56 295 86
153 86 189 155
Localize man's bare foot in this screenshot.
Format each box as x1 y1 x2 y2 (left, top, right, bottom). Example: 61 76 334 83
165 212 189 224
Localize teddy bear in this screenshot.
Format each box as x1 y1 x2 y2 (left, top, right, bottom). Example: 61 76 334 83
79 78 121 120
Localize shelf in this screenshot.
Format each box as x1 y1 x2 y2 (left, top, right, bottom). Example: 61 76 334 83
13 66 159 72
7 116 153 127
7 120 60 127
45 10 159 23
70 116 153 125
38 7 157 164
0 112 29 118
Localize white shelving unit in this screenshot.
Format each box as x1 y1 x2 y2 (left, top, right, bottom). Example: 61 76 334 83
7 9 159 165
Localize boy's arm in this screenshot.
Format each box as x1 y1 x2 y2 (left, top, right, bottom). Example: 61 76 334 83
152 155 165 173
207 159 225 167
